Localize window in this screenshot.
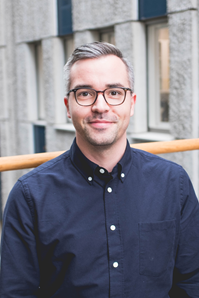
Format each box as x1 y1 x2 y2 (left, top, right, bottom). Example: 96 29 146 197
27 42 46 152
34 43 45 121
27 42 45 121
57 0 73 36
139 0 167 20
148 23 170 130
33 125 46 153
33 43 46 152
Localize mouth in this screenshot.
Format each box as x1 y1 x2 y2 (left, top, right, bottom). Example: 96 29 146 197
88 120 113 129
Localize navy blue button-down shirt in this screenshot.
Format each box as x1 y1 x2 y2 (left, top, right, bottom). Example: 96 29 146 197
1 139 199 297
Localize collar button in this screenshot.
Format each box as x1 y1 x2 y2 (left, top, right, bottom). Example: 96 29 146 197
99 168 105 174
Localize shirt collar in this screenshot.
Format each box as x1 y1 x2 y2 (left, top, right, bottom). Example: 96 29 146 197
70 138 133 184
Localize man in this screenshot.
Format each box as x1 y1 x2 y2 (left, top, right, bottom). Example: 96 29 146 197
0 42 199 297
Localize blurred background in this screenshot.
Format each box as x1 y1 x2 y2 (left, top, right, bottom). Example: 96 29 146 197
0 0 198 221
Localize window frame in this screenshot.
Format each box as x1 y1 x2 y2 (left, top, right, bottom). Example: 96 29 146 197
147 20 170 131
27 42 45 121
34 42 45 121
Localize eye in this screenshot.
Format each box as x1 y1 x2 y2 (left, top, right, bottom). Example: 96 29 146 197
110 90 119 96
81 92 89 97
76 89 95 98
107 88 123 97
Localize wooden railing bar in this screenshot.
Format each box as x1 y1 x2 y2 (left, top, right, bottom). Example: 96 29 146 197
0 138 198 172
131 138 199 154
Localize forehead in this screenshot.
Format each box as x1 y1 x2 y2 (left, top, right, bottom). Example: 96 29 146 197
69 55 129 88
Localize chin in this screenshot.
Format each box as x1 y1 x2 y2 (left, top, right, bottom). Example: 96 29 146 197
87 136 116 147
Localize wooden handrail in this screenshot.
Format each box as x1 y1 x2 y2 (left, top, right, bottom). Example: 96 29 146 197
0 138 199 172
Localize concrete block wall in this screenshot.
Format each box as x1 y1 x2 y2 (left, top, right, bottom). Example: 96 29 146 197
167 0 199 191
72 0 138 31
0 0 18 210
0 0 199 209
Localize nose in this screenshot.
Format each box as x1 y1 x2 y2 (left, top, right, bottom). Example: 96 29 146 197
91 92 110 113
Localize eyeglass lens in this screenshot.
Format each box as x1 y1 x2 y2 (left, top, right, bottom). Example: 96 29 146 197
75 88 126 106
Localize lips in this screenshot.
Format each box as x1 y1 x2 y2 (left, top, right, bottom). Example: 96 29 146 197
88 120 113 129
85 115 118 129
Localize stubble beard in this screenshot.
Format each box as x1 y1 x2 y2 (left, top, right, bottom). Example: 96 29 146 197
74 113 123 149
83 125 118 148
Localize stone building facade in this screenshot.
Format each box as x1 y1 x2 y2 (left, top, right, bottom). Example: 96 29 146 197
0 0 199 213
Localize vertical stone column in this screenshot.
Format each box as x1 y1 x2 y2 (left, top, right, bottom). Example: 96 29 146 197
168 0 199 194
0 0 19 209
42 37 75 152
115 21 147 135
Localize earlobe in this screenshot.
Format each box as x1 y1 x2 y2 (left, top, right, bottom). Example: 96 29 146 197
130 93 136 116
64 97 71 118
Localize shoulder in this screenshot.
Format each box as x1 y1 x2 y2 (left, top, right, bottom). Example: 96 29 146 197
130 147 185 181
19 150 71 183
130 148 197 208
131 147 182 170
4 150 71 213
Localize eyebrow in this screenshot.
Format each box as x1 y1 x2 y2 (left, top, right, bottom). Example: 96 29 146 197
106 83 124 88
73 83 125 90
73 84 93 89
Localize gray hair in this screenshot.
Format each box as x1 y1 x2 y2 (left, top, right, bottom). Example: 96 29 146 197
63 42 134 95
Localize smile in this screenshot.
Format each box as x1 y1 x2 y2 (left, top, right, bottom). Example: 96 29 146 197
88 120 113 129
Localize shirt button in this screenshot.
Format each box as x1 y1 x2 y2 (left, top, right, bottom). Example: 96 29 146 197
121 173 125 178
88 177 92 181
99 168 105 174
110 225 116 231
113 262 119 268
107 187 112 193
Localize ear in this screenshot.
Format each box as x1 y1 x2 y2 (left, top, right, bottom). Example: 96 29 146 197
64 97 71 118
130 93 136 116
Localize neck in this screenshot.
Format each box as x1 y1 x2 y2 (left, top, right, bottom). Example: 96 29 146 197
76 136 127 173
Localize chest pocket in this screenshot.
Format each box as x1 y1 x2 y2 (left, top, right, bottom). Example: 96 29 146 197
139 219 176 277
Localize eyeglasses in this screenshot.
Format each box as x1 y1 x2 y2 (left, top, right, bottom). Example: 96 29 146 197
67 87 132 106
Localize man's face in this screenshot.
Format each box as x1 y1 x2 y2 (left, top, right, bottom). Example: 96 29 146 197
64 55 136 150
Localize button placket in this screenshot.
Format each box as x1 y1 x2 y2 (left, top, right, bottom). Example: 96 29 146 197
103 180 124 297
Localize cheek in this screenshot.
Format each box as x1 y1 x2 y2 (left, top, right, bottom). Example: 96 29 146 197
69 106 88 124
116 104 132 120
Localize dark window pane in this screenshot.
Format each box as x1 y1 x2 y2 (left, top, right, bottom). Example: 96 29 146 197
57 0 73 36
139 0 167 20
34 125 46 153
160 92 169 122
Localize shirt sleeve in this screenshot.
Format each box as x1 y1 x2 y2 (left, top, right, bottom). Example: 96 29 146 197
169 168 199 298
0 180 41 297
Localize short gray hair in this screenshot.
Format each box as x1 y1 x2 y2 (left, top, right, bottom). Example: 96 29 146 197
63 42 134 95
